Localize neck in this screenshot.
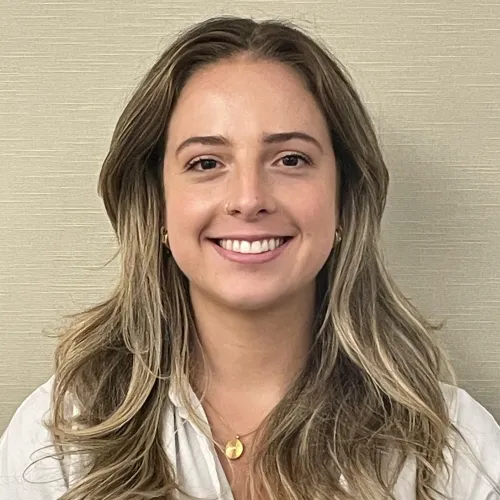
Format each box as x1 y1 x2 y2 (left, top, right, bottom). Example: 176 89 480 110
189 286 316 399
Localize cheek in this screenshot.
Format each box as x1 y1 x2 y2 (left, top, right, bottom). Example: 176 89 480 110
308 212 336 260
294 182 337 242
164 185 214 249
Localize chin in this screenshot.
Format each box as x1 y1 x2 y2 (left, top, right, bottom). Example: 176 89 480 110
217 280 319 314
189 275 315 313
217 290 285 312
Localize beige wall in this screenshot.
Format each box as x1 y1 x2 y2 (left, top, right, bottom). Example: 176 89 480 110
1 1 499 433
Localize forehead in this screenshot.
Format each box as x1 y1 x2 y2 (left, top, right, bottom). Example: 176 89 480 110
167 57 330 143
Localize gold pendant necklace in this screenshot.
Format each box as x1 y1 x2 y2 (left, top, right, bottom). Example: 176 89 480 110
225 436 244 460
203 398 263 461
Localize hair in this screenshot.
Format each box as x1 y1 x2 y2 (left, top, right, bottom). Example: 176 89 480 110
39 15 498 500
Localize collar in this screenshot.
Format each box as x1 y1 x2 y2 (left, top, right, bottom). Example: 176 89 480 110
167 376 209 428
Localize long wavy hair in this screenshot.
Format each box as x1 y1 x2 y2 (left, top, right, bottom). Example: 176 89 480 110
42 15 491 500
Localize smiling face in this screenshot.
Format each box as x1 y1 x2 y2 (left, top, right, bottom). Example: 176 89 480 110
163 56 338 312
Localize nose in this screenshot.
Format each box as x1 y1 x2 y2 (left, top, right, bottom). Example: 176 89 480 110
225 162 277 220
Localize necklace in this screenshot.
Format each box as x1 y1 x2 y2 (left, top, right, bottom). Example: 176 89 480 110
202 397 264 460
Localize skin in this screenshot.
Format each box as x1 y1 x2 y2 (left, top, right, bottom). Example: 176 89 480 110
162 56 339 489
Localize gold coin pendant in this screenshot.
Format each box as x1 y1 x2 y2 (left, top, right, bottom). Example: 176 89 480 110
225 438 244 460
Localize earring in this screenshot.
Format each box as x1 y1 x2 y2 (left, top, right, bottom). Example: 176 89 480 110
334 227 342 248
161 226 170 249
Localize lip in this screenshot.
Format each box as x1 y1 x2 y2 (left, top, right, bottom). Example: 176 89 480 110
209 237 293 264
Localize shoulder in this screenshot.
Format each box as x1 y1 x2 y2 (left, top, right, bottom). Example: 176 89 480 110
440 382 500 455
0 377 68 499
439 382 500 497
0 377 54 458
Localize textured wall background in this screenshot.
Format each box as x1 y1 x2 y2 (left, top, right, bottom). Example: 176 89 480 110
1 0 499 433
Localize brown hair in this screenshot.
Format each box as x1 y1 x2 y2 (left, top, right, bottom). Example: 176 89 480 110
41 15 495 500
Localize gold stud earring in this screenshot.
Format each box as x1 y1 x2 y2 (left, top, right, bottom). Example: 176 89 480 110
161 226 170 249
334 227 342 248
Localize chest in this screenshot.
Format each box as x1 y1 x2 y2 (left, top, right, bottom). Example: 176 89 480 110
215 446 270 500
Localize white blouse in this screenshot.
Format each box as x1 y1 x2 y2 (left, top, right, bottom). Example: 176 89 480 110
1 377 499 499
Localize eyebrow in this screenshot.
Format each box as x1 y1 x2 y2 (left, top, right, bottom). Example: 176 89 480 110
174 131 323 157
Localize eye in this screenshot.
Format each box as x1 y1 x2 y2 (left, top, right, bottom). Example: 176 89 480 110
185 153 312 171
278 153 311 168
186 157 221 172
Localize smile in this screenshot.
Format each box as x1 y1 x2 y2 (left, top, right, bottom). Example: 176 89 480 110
217 238 289 254
209 236 293 264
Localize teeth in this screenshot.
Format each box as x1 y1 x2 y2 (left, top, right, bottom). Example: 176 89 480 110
218 238 286 254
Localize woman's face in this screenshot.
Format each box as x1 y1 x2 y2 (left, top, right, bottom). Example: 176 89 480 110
163 57 338 311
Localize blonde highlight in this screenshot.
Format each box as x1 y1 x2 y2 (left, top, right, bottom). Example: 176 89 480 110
35 15 498 500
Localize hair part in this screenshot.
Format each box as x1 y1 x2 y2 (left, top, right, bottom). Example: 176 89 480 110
37 15 499 500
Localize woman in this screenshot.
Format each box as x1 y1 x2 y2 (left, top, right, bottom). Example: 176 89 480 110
1 15 499 500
